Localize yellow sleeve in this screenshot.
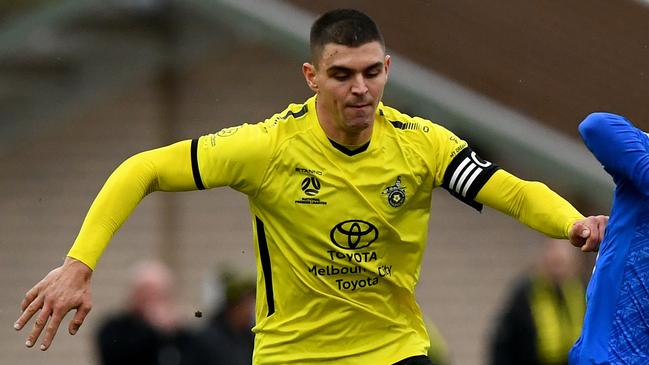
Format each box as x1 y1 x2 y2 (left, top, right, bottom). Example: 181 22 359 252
475 169 584 238
195 122 273 195
67 140 196 269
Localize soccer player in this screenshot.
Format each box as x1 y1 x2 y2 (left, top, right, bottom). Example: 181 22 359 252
15 9 606 365
569 112 649 365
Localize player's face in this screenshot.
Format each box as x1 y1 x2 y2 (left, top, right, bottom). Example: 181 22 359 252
304 41 390 143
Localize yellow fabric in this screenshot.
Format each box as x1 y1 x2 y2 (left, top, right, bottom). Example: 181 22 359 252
195 96 465 364
530 277 585 364
475 170 584 238
67 141 195 269
65 94 585 364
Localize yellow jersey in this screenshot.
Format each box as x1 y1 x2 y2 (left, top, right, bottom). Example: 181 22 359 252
68 94 583 363
192 95 498 364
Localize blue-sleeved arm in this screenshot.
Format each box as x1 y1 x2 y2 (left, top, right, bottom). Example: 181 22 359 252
579 112 649 195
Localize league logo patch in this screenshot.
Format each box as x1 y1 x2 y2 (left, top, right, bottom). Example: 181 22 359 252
294 171 327 205
301 176 321 196
382 176 406 208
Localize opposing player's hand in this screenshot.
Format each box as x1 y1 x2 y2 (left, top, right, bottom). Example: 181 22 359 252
569 215 608 252
14 257 93 351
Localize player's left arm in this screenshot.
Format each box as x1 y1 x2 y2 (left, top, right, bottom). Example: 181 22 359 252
475 170 607 252
427 123 606 251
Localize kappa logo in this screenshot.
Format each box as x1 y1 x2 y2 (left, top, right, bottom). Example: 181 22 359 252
301 176 321 196
330 220 379 250
382 176 406 208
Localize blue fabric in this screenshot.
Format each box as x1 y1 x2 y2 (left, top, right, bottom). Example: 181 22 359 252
569 113 649 364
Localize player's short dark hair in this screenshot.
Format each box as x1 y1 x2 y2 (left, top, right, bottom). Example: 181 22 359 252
310 9 385 65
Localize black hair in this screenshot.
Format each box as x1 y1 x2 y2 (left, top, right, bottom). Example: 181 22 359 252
310 9 385 64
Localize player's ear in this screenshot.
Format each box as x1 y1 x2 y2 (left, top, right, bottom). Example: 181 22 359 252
303 63 318 92
384 55 391 79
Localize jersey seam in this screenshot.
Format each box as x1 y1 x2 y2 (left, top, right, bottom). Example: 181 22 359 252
250 110 312 199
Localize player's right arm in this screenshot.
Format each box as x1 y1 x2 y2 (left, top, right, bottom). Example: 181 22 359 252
15 119 275 351
69 140 198 269
14 140 198 351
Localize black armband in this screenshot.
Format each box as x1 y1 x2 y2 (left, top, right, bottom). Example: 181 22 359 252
442 147 500 211
190 138 205 190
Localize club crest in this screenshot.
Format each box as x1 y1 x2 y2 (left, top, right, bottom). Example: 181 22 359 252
382 176 406 208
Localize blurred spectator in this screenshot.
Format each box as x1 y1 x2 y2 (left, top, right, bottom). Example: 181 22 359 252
488 239 586 365
198 269 256 365
425 318 450 365
96 260 213 365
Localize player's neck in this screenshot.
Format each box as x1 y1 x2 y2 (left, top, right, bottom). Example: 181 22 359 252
325 128 372 147
316 103 373 146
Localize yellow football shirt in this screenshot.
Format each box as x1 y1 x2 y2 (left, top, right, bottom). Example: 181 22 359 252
66 93 581 362
193 95 498 364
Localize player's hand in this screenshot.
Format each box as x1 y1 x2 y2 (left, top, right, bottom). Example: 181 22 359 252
569 215 608 252
14 257 93 350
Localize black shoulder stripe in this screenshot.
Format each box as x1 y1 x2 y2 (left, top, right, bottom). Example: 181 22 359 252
280 103 308 120
190 139 205 190
389 120 419 131
442 147 500 211
380 109 420 131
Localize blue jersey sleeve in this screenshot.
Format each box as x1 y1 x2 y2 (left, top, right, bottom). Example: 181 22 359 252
579 112 649 195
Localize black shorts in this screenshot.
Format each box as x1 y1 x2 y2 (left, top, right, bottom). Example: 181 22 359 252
392 355 435 365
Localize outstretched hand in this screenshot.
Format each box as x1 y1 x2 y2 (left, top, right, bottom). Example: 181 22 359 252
14 257 93 350
569 215 608 252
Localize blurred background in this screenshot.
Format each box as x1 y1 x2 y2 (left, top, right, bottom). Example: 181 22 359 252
1 0 647 364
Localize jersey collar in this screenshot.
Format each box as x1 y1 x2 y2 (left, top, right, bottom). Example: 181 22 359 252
307 95 384 158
